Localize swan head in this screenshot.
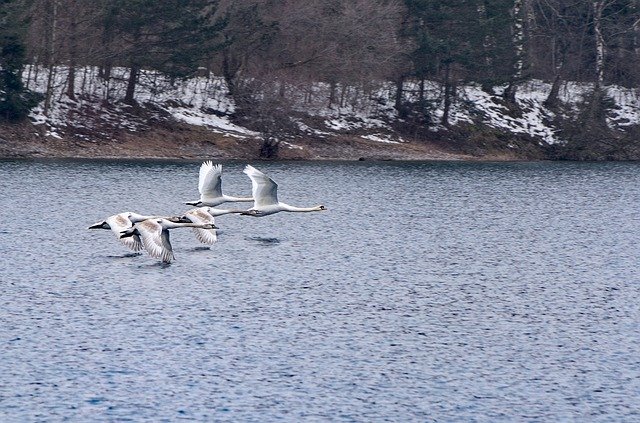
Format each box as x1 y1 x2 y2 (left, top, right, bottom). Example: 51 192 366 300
318 205 327 211
167 216 192 224
88 221 109 229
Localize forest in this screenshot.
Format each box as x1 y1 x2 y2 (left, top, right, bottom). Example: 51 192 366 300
2 0 640 159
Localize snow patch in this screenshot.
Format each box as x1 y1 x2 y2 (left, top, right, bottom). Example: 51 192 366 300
361 134 400 144
20 66 640 146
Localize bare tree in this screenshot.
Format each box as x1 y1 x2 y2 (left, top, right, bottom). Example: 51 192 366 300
593 0 613 89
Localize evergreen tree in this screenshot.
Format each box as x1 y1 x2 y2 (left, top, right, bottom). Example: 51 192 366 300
404 0 485 125
0 1 41 121
102 0 224 104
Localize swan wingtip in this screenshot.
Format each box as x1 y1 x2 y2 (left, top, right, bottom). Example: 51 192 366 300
243 164 258 175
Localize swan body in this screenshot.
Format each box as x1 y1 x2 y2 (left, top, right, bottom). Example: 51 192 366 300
185 161 253 207
120 218 218 263
180 207 244 244
88 212 165 252
241 165 326 217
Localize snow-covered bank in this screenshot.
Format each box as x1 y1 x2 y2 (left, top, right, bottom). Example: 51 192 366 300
4 65 640 160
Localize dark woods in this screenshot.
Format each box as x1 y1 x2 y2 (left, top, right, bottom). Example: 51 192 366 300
2 0 640 159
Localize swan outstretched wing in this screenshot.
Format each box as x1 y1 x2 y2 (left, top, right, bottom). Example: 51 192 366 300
107 213 143 251
185 208 217 244
198 161 223 199
136 219 174 262
120 233 144 252
243 165 278 207
159 230 174 263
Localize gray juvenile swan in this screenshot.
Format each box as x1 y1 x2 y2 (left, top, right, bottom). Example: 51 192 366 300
185 161 253 207
88 212 166 252
120 218 218 263
241 165 327 217
180 207 245 244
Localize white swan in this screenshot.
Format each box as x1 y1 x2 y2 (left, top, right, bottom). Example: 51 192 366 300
88 212 166 252
120 218 218 263
241 165 327 217
185 161 253 207
180 206 245 244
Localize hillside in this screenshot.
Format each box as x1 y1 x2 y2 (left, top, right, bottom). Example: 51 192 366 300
2 67 640 161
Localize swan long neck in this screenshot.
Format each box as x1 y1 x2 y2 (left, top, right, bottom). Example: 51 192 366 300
129 213 163 223
222 195 254 203
208 208 246 216
281 204 324 212
163 221 214 230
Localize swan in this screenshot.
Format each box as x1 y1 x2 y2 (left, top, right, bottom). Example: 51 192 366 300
241 165 327 217
120 218 218 263
180 206 245 244
185 161 253 207
88 212 168 252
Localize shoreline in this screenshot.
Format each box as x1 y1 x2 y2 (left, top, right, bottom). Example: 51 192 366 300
0 122 529 162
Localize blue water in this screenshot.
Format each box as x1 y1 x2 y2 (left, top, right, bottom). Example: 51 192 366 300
1 160 639 421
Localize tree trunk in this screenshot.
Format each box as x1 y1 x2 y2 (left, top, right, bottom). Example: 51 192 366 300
593 1 606 89
43 0 58 116
544 74 562 109
221 49 237 97
339 84 348 108
66 1 78 100
503 82 517 104
441 63 452 127
66 67 76 100
504 0 524 105
328 81 336 108
124 65 139 105
25 63 33 90
394 76 405 117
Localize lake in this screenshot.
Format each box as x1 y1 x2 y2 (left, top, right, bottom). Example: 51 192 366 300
1 159 639 421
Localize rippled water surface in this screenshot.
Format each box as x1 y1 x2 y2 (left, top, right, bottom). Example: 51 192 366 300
1 160 640 421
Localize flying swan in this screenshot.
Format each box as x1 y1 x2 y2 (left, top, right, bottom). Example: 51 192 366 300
120 218 218 263
185 161 253 207
88 212 167 252
241 165 327 217
180 206 245 244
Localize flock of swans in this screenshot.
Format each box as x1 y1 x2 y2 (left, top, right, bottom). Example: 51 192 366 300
88 162 327 263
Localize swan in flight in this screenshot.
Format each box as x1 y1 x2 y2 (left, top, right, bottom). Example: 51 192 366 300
120 218 218 263
241 165 327 217
185 161 253 207
180 206 245 244
88 212 166 252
